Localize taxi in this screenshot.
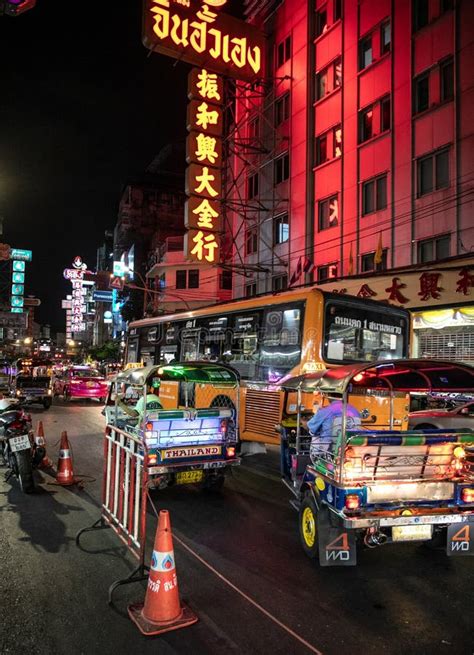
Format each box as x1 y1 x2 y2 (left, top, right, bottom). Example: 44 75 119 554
54 366 108 402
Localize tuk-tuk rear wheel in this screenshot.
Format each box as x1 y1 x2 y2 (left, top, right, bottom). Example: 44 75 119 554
299 494 319 559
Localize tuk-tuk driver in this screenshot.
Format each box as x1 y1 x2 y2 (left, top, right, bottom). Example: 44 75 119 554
302 397 361 460
118 377 163 420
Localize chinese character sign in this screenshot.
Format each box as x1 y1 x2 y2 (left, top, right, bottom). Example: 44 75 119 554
185 67 223 264
63 257 87 333
142 0 265 82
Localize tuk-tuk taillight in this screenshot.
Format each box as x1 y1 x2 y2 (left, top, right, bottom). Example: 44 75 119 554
220 420 228 435
226 446 236 458
461 487 474 503
345 494 361 510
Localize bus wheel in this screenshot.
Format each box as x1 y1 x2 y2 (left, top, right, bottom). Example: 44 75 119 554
299 493 319 559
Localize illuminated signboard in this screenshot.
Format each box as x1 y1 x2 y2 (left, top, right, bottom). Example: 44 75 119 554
12 272 25 284
142 0 265 82
12 260 25 272
10 248 32 261
63 256 88 333
11 284 24 296
184 67 223 264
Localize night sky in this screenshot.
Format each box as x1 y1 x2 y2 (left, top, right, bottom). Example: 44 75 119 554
0 1 190 331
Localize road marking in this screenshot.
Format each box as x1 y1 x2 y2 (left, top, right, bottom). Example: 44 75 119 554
172 530 323 654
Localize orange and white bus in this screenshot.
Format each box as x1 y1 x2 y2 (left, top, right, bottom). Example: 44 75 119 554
125 289 410 448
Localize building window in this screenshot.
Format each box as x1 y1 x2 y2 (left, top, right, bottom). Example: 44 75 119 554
249 116 260 139
413 0 429 31
417 148 450 196
276 35 291 68
219 270 232 290
414 73 429 114
333 125 342 157
274 152 290 185
316 133 328 165
381 21 391 55
362 174 388 215
316 59 342 101
273 213 289 245
316 7 328 37
318 195 339 230
440 59 454 102
334 59 342 88
176 269 199 289
245 282 257 297
316 68 328 100
188 270 199 289
275 92 290 126
272 275 288 292
417 235 450 263
359 106 373 142
176 270 187 289
245 226 258 255
359 36 373 70
380 95 391 132
247 172 259 199
361 250 388 272
317 263 338 282
334 0 342 21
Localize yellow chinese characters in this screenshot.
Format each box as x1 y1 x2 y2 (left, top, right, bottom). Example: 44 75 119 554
190 231 219 263
194 166 219 197
195 134 218 164
192 198 219 229
195 102 220 130
196 69 221 101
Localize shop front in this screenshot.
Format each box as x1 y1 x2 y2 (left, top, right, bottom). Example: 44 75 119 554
318 255 474 365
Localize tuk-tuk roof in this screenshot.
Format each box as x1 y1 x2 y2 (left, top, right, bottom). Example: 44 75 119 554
282 359 474 394
114 362 239 386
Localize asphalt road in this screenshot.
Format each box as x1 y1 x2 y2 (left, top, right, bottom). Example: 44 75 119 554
0 402 473 655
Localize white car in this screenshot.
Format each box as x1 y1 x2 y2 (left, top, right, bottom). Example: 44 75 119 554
409 402 474 430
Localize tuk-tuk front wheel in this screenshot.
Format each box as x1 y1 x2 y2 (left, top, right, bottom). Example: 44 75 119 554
299 494 319 559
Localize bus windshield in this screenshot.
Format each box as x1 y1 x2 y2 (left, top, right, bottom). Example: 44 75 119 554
323 300 408 363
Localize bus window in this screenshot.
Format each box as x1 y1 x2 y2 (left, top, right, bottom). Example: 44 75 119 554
181 329 200 361
324 301 408 363
127 338 139 364
225 312 260 378
259 307 303 382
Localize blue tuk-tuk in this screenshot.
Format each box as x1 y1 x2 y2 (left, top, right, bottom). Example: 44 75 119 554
279 359 474 566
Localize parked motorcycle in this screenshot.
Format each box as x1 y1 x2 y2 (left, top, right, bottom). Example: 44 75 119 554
0 398 44 493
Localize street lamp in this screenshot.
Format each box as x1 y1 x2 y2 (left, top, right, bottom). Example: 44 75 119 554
24 337 32 345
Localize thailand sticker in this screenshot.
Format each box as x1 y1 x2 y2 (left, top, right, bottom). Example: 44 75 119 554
151 550 176 572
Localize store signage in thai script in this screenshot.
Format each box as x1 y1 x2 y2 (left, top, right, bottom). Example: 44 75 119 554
184 67 223 264
142 0 265 82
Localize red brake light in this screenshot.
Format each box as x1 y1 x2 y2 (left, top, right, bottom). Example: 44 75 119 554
461 488 474 503
345 494 360 510
9 421 25 430
220 419 228 435
145 422 153 431
226 446 236 458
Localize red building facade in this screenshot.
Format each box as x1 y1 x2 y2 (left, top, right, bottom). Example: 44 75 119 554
226 0 473 360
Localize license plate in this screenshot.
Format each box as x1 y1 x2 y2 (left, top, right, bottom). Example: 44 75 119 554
175 470 203 485
9 434 31 453
392 525 433 542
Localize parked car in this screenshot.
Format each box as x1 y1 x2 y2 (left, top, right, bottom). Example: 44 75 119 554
53 366 108 403
409 401 474 430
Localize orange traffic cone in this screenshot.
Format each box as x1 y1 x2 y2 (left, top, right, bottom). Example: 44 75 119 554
56 431 75 486
128 510 198 636
35 421 52 468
